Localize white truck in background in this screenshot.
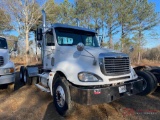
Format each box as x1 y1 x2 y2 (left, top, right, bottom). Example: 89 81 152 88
0 36 17 91
19 10 157 116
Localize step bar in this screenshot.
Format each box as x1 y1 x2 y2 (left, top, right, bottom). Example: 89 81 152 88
35 84 50 93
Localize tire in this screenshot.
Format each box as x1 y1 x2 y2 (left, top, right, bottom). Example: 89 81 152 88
150 69 160 83
145 71 157 93
20 66 25 83
21 66 38 85
24 68 32 85
136 71 157 96
7 83 15 92
53 77 73 116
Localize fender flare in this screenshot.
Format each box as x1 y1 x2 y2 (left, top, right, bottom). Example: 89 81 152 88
49 71 68 96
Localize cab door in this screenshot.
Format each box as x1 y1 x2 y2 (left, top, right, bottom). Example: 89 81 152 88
43 30 55 70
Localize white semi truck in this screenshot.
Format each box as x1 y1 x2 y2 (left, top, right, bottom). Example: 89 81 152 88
0 36 16 91
19 10 157 116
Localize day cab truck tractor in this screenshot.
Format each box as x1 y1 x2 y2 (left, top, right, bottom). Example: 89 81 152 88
0 36 17 92
19 10 157 116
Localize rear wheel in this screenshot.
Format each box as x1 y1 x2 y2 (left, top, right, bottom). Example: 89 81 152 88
53 77 73 116
136 71 157 96
150 69 160 83
20 66 25 83
24 68 32 85
145 71 157 93
20 66 38 85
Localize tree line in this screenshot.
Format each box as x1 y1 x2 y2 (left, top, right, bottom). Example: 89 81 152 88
142 45 160 61
0 0 159 64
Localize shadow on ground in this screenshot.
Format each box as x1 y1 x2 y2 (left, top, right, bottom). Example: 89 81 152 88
0 72 160 120
43 87 160 120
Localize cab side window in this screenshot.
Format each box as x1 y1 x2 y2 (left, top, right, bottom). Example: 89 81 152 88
46 32 55 46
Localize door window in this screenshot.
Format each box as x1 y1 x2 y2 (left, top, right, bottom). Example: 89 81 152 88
46 32 54 46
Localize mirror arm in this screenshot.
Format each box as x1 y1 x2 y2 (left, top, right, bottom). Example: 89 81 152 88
84 49 97 65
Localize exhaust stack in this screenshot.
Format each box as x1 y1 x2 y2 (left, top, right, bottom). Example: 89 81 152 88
42 10 46 28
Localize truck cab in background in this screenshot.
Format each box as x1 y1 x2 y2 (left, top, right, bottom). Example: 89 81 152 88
19 10 157 116
0 36 16 91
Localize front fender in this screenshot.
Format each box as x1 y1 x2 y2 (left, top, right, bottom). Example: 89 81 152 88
48 71 56 96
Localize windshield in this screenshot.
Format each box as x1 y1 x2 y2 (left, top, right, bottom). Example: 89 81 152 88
55 28 99 47
0 37 8 49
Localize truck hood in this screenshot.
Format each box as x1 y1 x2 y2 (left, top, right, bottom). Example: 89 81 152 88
81 46 128 58
58 46 128 59
0 49 9 65
84 47 115 55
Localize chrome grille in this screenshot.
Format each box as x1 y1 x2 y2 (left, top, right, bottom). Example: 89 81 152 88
0 56 4 66
104 57 130 75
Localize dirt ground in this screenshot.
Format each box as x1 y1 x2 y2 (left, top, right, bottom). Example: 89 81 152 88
0 71 160 120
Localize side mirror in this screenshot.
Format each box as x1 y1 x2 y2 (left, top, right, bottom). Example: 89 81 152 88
77 43 84 51
129 46 134 53
36 28 42 41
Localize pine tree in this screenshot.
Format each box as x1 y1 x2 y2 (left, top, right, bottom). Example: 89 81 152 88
0 8 11 33
132 0 159 64
116 0 137 51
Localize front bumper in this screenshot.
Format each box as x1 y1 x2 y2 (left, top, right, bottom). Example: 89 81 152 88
70 77 144 105
0 74 15 85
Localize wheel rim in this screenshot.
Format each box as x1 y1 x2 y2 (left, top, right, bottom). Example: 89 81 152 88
56 85 65 107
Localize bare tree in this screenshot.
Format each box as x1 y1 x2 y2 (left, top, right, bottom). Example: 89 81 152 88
2 0 47 65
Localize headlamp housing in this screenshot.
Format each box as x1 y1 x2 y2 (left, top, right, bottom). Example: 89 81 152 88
78 72 103 82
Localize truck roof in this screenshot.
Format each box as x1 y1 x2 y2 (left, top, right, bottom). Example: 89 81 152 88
52 23 96 33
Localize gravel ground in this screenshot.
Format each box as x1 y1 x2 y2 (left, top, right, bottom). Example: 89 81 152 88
0 72 160 120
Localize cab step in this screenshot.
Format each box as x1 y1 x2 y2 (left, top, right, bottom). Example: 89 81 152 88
35 84 50 93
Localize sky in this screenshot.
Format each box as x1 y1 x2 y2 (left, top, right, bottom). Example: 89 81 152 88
146 0 160 48
6 0 160 48
55 0 160 48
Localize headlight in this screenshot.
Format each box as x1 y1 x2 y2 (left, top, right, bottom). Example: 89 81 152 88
4 68 14 74
78 72 103 82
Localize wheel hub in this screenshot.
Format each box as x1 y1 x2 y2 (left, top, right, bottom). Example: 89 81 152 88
56 86 65 107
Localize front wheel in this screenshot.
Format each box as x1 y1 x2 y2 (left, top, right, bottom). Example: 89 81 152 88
53 77 73 116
